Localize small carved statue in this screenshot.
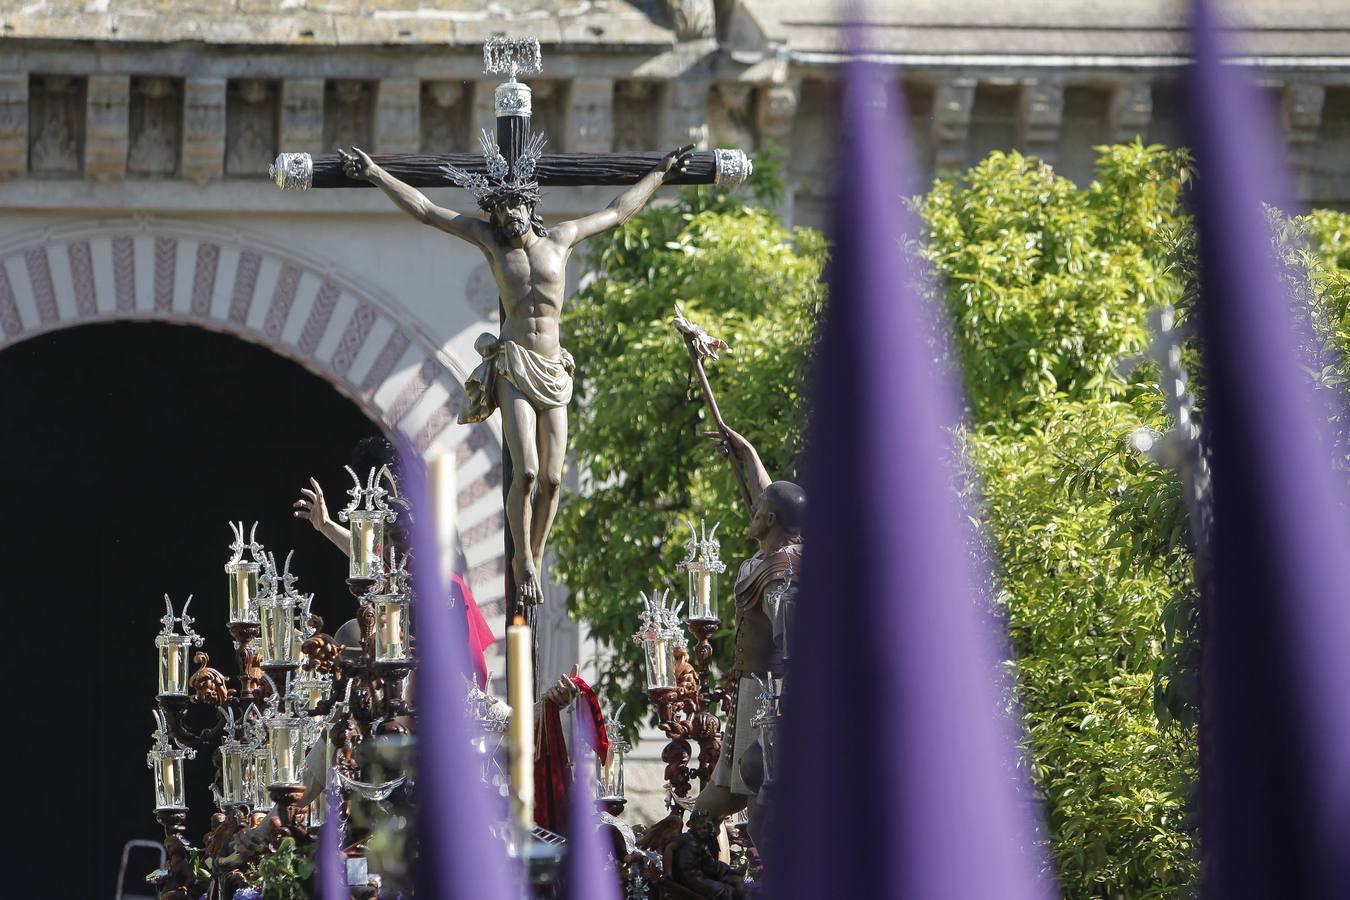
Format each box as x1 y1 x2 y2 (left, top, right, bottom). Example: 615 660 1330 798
673 645 701 703
670 810 749 900
693 427 803 853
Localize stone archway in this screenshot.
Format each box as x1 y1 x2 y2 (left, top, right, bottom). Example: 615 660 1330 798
0 215 507 612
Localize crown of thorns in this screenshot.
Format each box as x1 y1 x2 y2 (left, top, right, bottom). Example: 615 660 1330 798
441 128 547 211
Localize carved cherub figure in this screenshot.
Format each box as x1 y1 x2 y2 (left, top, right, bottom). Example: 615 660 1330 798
188 651 233 705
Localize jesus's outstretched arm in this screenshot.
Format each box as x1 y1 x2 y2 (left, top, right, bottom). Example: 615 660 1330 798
551 144 695 248
339 147 492 249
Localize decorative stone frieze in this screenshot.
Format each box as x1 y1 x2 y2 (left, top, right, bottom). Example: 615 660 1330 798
421 81 471 153
0 75 27 181
182 77 226 183
757 80 799 155
613 80 661 152
29 75 84 178
85 75 130 181
128 77 182 177
667 0 716 41
569 78 614 155
280 78 323 153
1108 80 1153 144
375 79 420 154
1018 80 1064 164
1285 83 1326 146
933 78 976 171
531 80 568 152
226 79 279 177
667 77 711 149
710 82 758 150
324 80 375 153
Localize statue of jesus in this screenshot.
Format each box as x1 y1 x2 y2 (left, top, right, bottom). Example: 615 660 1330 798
339 141 693 606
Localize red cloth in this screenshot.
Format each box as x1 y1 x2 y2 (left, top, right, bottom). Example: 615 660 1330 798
452 572 496 686
534 674 608 834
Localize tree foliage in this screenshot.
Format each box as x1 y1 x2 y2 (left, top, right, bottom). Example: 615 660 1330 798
919 145 1202 897
556 140 1350 898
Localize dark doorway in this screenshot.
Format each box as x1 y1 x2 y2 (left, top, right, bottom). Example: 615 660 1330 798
0 322 382 897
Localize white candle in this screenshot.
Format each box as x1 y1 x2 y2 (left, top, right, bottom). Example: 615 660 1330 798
693 570 712 619
506 618 534 830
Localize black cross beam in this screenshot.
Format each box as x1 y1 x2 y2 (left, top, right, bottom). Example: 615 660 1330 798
275 149 750 190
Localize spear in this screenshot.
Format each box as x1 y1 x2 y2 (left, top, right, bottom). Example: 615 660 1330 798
672 304 754 513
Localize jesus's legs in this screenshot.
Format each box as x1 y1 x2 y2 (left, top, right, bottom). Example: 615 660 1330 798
496 379 542 605
531 403 568 578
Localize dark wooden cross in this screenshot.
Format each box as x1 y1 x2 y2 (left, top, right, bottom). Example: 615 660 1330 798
271 38 751 692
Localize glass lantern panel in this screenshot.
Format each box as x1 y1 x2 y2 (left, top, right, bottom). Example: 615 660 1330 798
596 747 625 801
228 564 259 624
348 512 386 579
374 600 410 662
259 602 297 665
298 678 331 711
157 638 190 696
267 720 306 786
218 746 250 807
251 749 272 811
309 793 327 828
687 568 717 621
153 753 187 810
642 638 676 691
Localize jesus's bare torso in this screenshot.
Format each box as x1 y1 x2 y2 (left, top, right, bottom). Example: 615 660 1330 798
483 232 571 359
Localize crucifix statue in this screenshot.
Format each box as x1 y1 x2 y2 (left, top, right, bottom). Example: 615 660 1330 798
271 37 752 651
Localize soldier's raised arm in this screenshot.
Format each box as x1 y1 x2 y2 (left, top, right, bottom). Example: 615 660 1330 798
552 144 695 248
340 147 492 249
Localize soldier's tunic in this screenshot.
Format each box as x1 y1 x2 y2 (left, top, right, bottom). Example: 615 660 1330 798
710 540 800 796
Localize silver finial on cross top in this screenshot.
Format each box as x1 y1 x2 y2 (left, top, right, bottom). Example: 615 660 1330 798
483 37 543 82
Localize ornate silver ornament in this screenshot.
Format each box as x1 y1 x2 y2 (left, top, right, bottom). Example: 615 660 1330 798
440 129 548 207
269 152 313 191
713 149 753 186
495 81 532 118
483 37 543 82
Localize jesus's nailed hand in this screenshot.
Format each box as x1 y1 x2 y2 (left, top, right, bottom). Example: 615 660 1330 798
338 146 375 181
659 144 697 179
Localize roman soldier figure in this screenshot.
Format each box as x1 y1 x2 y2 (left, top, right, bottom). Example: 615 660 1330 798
694 426 803 850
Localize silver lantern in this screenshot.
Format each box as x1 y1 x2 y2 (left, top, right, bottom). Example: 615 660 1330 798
155 595 204 698
595 704 631 804
147 709 195 812
257 551 307 667
632 589 685 692
338 465 399 579
224 520 263 625
677 519 726 624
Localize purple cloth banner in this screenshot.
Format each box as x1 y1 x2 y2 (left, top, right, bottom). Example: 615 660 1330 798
398 446 519 900
316 780 345 900
564 714 622 900
1184 1 1350 895
765 33 1053 900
